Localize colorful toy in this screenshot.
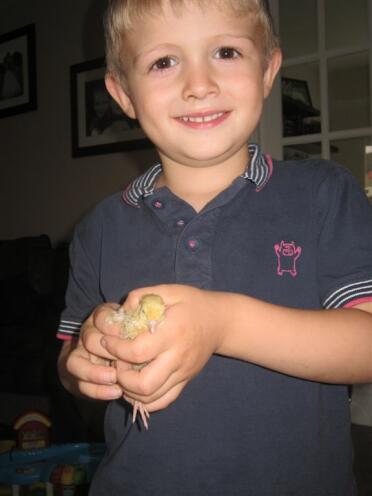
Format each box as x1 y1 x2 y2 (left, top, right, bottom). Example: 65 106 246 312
0 422 104 496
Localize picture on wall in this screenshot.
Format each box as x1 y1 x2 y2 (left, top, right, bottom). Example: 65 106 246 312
70 57 151 157
281 77 320 137
0 24 37 119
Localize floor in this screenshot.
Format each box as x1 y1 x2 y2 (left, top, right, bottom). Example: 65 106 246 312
1 408 371 494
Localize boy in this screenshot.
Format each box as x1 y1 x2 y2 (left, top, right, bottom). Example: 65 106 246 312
58 0 372 494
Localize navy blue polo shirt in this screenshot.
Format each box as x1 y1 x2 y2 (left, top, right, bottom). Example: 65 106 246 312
59 144 372 495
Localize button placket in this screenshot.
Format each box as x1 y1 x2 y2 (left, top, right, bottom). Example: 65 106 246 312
175 209 220 288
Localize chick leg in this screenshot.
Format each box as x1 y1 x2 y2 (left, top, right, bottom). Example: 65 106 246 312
133 401 150 430
130 361 151 429
110 295 166 431
130 317 159 429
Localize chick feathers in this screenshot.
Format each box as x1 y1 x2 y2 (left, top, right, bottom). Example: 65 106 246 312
116 293 166 341
109 294 166 429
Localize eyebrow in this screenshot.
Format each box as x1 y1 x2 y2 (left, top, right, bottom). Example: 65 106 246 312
214 33 258 47
133 44 176 67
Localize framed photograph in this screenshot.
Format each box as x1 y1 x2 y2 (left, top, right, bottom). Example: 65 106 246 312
0 24 37 118
282 77 313 108
281 77 320 137
70 57 151 157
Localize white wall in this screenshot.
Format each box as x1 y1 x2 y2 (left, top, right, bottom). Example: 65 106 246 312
0 0 158 245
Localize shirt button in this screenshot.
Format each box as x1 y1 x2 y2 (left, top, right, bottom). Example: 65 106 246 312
187 238 199 250
176 219 185 227
153 200 163 209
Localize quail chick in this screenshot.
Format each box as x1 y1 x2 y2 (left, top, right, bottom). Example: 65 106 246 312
109 294 166 429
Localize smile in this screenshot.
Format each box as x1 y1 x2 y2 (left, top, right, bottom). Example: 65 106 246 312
176 111 230 128
180 112 224 123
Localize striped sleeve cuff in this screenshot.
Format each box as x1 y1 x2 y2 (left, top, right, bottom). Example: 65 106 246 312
323 279 372 309
57 319 82 339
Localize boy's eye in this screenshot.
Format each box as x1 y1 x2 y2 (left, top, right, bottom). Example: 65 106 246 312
150 56 176 72
215 47 241 59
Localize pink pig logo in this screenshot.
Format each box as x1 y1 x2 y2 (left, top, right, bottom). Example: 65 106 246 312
274 241 302 277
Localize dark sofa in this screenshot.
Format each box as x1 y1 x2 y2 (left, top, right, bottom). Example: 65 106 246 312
0 235 105 443
0 235 66 395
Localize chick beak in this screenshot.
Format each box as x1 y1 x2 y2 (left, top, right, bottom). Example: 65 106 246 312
148 320 157 333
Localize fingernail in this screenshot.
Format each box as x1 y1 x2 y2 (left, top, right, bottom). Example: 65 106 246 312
104 372 115 384
101 338 107 348
109 386 122 399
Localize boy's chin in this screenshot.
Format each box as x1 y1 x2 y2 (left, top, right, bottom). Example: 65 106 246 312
161 154 244 170
179 146 250 168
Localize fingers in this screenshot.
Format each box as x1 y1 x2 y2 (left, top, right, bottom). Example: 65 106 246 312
99 291 203 405
124 381 186 414
145 382 186 411
101 330 163 365
91 302 123 336
100 329 182 404
81 302 125 361
77 381 123 401
123 284 183 310
64 344 122 400
81 321 117 361
84 285 214 411
66 346 114 383
116 351 178 401
58 302 133 402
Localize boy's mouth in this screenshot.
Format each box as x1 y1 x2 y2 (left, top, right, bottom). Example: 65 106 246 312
175 111 230 128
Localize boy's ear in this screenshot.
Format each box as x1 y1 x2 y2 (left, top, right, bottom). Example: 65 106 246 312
105 74 137 119
263 48 282 98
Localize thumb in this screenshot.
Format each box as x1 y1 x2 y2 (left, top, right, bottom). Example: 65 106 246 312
124 284 181 310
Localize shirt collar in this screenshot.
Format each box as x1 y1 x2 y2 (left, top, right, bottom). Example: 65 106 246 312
123 143 273 208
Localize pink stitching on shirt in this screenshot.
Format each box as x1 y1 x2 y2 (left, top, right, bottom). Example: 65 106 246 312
344 297 372 308
274 241 302 277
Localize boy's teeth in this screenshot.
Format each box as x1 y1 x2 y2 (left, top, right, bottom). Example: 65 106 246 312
181 112 223 123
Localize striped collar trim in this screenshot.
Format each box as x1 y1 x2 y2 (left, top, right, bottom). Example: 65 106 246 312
123 143 273 207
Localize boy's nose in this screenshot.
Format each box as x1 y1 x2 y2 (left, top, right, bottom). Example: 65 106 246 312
181 64 219 101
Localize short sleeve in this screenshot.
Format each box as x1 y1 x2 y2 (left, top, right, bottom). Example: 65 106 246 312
316 163 372 309
57 209 104 339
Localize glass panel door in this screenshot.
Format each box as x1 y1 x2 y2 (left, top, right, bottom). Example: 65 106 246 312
265 0 372 195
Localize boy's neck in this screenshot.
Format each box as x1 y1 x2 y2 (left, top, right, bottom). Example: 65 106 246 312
156 148 250 212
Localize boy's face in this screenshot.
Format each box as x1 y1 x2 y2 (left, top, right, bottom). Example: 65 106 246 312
106 1 281 171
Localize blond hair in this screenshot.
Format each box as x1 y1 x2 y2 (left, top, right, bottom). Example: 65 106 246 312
104 0 279 79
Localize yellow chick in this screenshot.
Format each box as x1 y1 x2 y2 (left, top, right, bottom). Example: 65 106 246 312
117 293 166 340
108 294 166 429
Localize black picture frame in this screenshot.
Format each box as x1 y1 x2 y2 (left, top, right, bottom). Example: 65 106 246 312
70 57 151 157
0 24 37 119
281 77 313 109
281 77 320 137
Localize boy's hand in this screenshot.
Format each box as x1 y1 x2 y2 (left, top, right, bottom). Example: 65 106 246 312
100 285 226 412
58 303 126 401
